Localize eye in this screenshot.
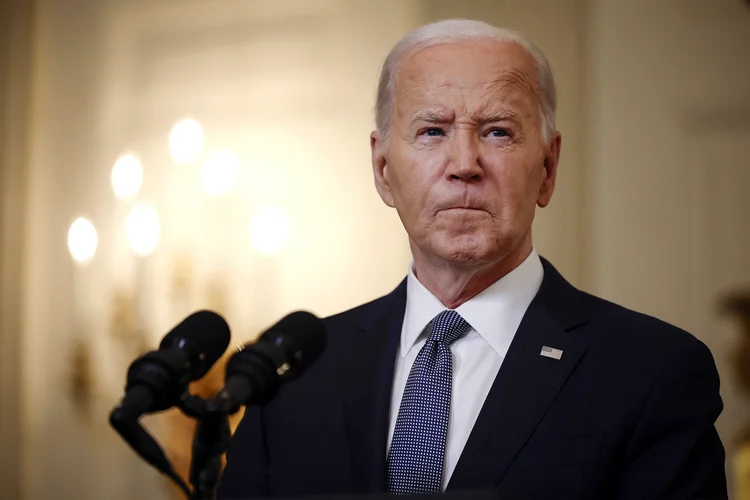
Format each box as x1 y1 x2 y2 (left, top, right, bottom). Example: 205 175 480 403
487 128 510 138
421 127 445 137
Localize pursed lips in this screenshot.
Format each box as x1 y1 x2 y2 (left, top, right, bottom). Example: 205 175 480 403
438 205 485 212
435 206 488 216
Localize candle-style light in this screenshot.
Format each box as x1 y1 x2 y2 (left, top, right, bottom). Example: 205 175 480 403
68 217 98 264
250 206 291 256
111 153 143 200
126 203 160 257
201 149 238 197
169 118 204 165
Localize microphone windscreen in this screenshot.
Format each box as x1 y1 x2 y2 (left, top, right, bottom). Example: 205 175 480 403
259 311 327 370
160 310 231 377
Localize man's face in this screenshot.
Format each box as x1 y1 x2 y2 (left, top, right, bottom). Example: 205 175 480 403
371 40 560 267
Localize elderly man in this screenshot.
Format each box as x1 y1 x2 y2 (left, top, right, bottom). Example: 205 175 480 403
218 20 726 499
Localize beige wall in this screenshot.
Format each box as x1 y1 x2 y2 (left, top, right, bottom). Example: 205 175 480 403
0 1 33 499
21 2 154 498
587 0 750 494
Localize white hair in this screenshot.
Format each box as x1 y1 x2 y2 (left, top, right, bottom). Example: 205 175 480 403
375 19 557 143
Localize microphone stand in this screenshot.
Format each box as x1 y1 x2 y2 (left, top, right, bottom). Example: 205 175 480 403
111 390 233 500
110 391 197 500
180 395 232 499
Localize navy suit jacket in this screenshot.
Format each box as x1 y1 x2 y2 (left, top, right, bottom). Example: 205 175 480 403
217 258 727 499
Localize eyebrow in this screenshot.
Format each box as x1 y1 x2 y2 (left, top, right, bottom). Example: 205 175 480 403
410 109 521 125
410 111 454 124
475 111 520 125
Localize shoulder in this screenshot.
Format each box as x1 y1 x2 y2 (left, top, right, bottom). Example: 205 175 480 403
578 291 715 370
538 257 711 365
560 289 720 425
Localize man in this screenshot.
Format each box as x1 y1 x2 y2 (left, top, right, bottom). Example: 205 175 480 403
218 19 727 499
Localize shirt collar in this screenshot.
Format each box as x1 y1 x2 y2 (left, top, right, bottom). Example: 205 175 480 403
400 248 544 359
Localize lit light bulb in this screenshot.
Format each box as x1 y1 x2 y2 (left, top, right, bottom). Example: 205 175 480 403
68 217 98 263
169 118 204 164
126 203 160 257
201 149 238 197
250 206 291 256
111 153 143 199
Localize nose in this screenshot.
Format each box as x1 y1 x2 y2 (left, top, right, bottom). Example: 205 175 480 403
447 130 483 182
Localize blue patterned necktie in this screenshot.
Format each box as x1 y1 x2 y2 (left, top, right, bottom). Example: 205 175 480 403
387 310 472 495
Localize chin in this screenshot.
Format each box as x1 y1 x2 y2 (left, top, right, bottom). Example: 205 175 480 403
432 236 497 266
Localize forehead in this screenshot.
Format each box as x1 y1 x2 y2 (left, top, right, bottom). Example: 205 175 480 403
393 40 540 122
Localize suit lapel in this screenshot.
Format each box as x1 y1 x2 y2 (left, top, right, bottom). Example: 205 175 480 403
339 280 405 492
448 259 590 490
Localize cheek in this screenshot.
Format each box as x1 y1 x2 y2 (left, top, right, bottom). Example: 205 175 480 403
488 160 543 215
390 152 446 211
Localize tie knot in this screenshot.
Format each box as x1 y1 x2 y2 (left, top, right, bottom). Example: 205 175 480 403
428 310 471 345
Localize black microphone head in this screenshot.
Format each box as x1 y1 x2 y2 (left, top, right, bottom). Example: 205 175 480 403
257 311 327 377
160 310 231 380
214 311 326 412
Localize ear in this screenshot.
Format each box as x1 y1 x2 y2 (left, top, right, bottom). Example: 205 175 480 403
537 131 561 208
371 130 395 207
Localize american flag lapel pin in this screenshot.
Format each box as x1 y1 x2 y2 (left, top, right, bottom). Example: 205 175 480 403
540 346 563 360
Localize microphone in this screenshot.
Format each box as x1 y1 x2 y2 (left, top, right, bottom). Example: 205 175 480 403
109 310 230 498
208 311 327 414
112 310 231 420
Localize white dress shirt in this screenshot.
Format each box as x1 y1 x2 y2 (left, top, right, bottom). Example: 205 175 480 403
387 249 544 490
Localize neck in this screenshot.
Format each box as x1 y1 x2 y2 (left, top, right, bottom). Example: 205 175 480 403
411 236 533 309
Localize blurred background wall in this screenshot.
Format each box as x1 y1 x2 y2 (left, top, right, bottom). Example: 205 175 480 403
1 1 32 499
0 0 748 499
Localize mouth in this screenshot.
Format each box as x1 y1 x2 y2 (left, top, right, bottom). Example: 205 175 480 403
438 206 486 213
